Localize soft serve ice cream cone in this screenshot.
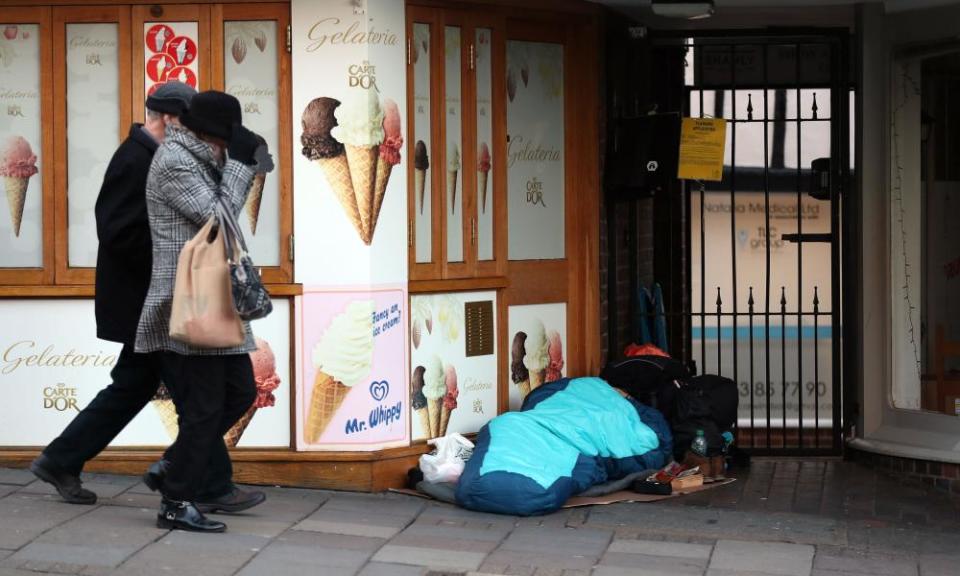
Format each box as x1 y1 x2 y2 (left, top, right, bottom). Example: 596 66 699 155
306 300 375 444
447 144 460 214
411 366 430 440
0 136 38 237
371 98 402 243
301 97 364 242
478 143 491 214
511 331 530 399
331 91 384 245
523 320 549 391
422 355 446 438
439 364 458 437
415 141 429 215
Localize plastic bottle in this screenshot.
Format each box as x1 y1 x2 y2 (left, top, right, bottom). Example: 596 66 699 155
691 429 708 457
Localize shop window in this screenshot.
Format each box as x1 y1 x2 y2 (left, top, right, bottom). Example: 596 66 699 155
891 49 960 414
0 4 293 289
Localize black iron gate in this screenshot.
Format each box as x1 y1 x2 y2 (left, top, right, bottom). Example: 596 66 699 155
605 28 852 456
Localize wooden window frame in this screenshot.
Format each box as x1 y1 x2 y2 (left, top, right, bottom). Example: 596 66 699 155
407 7 443 282
52 6 132 285
0 7 55 286
211 2 293 284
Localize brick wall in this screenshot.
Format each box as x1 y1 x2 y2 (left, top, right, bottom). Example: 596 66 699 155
850 449 960 498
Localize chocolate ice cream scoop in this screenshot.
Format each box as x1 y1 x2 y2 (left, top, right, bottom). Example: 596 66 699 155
301 97 345 160
414 140 429 171
511 331 529 384
411 365 427 411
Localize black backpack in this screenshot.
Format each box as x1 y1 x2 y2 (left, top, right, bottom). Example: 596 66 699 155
599 355 690 412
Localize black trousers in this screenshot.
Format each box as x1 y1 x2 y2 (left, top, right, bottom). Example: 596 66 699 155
43 345 236 500
157 352 255 502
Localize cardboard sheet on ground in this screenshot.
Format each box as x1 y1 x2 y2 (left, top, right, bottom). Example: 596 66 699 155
389 478 736 508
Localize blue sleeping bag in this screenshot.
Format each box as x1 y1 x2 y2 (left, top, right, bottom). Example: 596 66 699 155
455 377 672 516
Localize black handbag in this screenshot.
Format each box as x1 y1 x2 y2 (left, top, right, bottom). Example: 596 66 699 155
216 197 273 321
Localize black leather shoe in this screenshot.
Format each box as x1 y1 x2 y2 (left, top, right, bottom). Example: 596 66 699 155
29 454 97 505
157 498 226 533
142 459 169 492
197 486 267 514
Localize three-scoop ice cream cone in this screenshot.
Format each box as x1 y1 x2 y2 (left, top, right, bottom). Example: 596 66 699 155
301 93 403 246
415 356 459 439
151 339 281 447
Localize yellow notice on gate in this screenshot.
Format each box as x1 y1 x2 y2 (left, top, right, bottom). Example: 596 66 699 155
677 117 727 181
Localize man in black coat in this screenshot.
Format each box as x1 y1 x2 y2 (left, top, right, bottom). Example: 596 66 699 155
30 83 264 516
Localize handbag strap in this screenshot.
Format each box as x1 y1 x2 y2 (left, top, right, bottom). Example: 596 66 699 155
214 196 250 262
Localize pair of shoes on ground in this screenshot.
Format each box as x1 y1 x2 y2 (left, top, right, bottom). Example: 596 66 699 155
29 454 266 533
143 459 267 533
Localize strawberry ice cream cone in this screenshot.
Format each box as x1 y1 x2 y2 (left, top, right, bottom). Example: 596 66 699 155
370 99 403 243
1 136 38 238
478 143 491 214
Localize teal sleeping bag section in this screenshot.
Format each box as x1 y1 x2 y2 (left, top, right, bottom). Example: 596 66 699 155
456 377 672 516
478 378 660 488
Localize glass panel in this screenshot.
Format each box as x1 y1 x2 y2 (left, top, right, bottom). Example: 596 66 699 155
891 50 960 413
476 28 493 262
507 41 564 261
225 21 279 266
67 23 119 268
0 23 43 266
444 26 463 263
143 22 199 102
413 23 432 264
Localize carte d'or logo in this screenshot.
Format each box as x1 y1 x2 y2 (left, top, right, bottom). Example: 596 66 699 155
349 60 377 90
43 383 80 412
526 177 547 207
305 17 399 52
2 340 117 375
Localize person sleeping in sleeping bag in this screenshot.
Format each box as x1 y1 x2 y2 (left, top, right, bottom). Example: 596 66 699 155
455 377 672 516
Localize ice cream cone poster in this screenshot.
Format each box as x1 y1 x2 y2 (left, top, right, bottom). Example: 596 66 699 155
475 27 494 262
508 303 567 411
297 287 408 450
410 292 498 441
0 299 291 448
0 24 43 264
225 21 281 266
506 41 565 261
143 23 199 102
292 0 407 286
444 26 465 263
412 23 433 264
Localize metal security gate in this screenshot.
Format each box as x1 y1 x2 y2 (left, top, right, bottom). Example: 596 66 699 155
680 31 851 455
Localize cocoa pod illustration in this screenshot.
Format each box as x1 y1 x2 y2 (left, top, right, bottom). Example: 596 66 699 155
254 29 267 52
507 67 517 102
232 37 247 64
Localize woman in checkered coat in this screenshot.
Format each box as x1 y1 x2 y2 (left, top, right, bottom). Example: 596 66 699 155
135 91 265 533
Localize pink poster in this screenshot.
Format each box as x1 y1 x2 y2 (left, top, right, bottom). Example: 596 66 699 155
297 286 408 450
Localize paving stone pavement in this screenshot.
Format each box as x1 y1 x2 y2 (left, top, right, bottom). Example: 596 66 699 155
1 459 959 576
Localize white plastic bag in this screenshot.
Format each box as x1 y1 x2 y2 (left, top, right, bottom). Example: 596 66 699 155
419 433 475 484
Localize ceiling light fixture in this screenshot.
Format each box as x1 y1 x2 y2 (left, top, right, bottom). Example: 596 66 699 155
651 0 715 20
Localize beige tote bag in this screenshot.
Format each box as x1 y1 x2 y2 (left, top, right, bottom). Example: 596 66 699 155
168 216 245 348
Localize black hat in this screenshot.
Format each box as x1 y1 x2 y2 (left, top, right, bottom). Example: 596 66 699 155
179 90 242 141
145 81 196 116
